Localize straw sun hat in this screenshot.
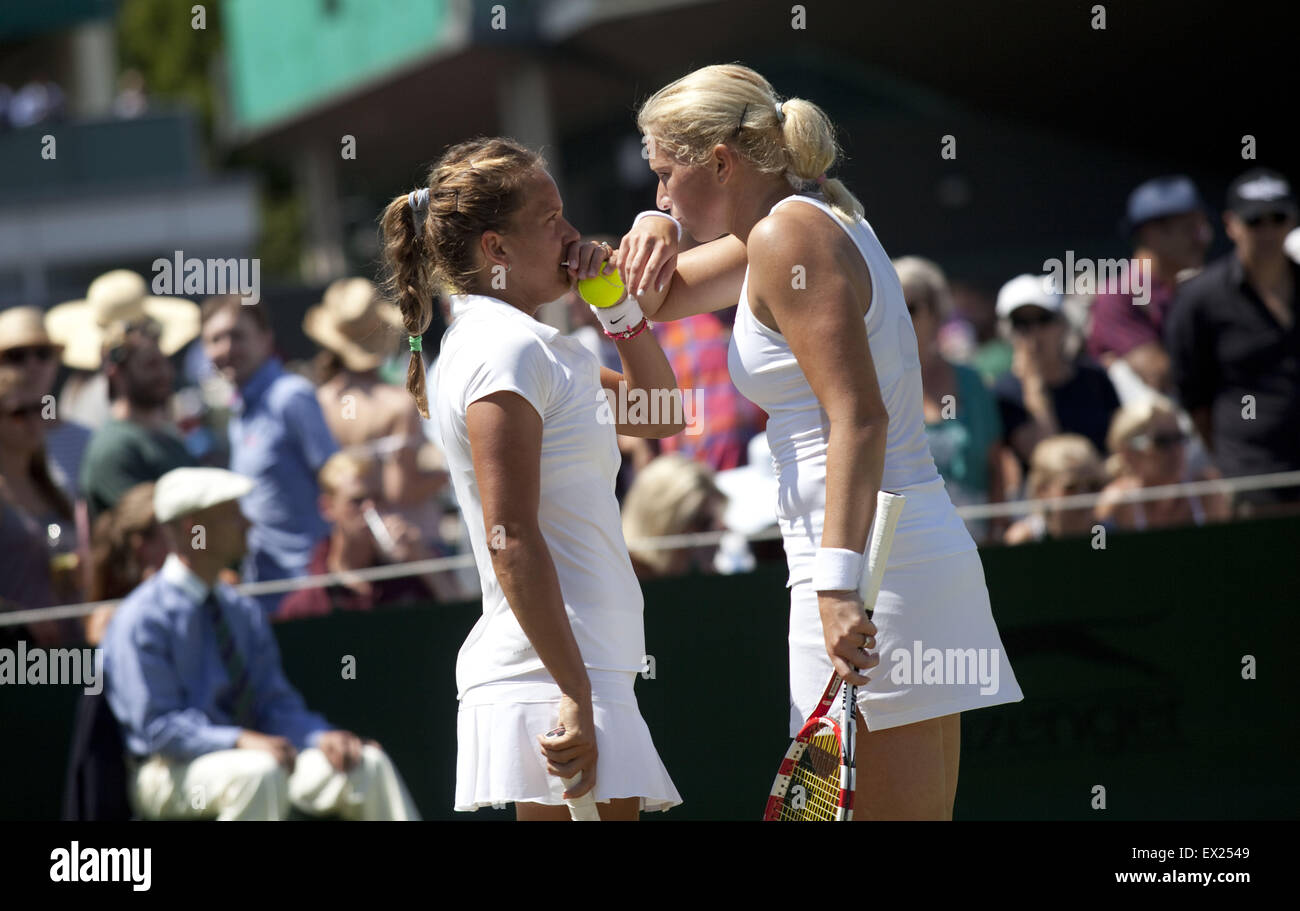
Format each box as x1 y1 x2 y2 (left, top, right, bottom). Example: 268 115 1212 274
302 277 405 371
0 306 63 357
45 270 200 370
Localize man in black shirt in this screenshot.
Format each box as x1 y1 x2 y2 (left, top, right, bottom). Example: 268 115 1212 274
1165 168 1300 512
993 274 1122 469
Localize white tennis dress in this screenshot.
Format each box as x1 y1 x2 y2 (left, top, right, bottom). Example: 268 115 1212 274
433 293 680 812
728 194 1024 736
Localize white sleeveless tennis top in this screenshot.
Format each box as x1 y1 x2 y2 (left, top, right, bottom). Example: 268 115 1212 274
433 294 645 698
728 194 975 572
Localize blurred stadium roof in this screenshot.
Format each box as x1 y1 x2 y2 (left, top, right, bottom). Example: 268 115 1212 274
214 0 1297 286
219 0 1297 173
0 0 114 41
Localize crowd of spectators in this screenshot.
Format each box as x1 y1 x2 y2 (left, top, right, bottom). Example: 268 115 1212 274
0 274 466 643
1 164 1294 821
2 166 1299 651
901 167 1300 544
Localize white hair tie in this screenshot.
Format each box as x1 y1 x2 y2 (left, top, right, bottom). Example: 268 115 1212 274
775 101 786 124
408 187 429 238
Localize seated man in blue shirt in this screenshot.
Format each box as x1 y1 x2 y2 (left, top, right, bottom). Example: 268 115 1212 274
199 296 340 613
102 467 420 821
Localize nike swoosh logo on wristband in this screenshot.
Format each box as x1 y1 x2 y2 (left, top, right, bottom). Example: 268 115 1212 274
610 315 625 325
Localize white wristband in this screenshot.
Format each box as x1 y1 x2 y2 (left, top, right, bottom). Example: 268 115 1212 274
812 547 863 592
591 294 645 336
632 210 683 243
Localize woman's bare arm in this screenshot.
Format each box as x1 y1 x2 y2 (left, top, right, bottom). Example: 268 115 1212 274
597 326 686 438
466 390 598 795
748 206 887 684
618 227 749 323
466 393 589 701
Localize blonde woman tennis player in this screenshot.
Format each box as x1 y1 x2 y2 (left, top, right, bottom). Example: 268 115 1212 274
380 137 682 820
620 65 1024 820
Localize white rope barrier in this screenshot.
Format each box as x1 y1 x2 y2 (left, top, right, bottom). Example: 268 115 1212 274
3 469 1298 628
953 469 1300 521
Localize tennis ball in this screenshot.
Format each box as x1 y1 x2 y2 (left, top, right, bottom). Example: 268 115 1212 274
577 263 625 308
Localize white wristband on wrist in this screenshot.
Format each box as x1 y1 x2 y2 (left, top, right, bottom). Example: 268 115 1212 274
591 294 645 336
812 547 864 592
632 210 683 243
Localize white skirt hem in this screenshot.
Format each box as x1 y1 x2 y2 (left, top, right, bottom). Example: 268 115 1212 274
454 670 682 813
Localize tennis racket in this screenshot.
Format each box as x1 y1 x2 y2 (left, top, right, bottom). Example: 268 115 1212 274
545 725 601 821
763 490 905 821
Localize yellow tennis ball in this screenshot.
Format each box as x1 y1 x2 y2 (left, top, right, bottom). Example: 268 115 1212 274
577 263 625 308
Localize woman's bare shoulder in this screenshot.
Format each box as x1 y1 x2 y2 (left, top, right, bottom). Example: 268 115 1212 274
754 197 848 247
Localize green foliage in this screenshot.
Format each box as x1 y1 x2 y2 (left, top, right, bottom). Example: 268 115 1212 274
258 189 304 280
115 0 223 134
115 0 306 279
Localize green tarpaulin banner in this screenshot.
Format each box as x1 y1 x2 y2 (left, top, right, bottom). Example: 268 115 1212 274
4 514 1296 819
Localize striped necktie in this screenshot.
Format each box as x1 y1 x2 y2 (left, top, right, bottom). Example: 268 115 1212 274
203 592 256 727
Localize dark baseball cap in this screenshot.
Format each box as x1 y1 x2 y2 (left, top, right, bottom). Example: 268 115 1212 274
1124 175 1204 234
1226 168 1297 220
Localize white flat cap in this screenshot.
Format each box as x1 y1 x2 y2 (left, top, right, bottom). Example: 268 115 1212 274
996 273 1063 319
153 468 254 523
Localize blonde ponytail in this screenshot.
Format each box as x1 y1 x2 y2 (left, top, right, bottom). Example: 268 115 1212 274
638 64 864 222
778 97 863 221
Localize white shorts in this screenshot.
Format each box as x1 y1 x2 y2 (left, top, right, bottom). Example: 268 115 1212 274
786 544 1024 736
455 668 681 813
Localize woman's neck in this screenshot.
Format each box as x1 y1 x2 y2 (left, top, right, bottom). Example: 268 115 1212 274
459 284 541 315
731 178 797 245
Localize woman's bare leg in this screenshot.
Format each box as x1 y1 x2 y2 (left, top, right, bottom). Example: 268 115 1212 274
852 712 959 820
942 712 961 819
515 797 640 821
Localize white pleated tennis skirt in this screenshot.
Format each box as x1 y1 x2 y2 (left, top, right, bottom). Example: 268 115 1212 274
785 541 1024 737
454 668 682 813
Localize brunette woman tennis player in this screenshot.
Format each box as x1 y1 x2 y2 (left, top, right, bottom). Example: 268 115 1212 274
381 137 682 820
619 66 1023 820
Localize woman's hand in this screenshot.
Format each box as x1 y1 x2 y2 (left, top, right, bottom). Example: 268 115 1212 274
617 217 679 312
818 591 879 685
564 239 617 282
537 694 599 799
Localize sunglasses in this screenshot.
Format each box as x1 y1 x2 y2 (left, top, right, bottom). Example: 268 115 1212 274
905 296 932 318
1130 431 1186 452
0 346 56 366
1243 211 1292 228
1 401 43 420
1060 478 1103 495
1011 312 1058 332
105 319 164 364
